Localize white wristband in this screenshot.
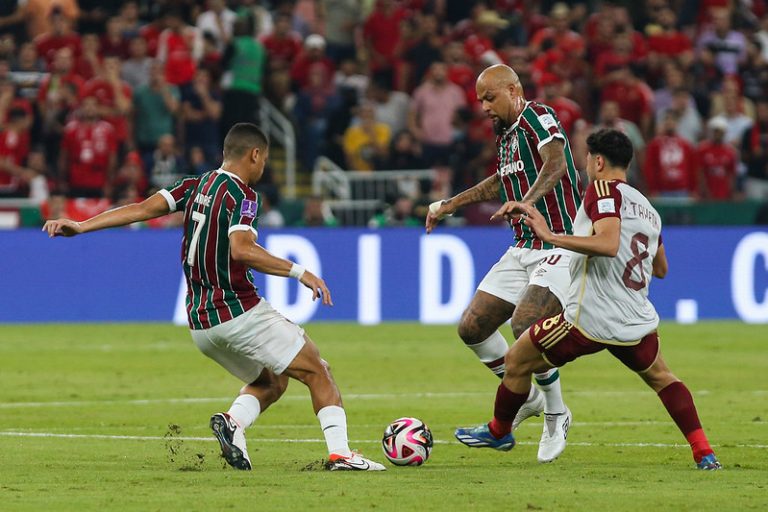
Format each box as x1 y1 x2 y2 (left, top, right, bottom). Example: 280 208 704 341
288 263 306 279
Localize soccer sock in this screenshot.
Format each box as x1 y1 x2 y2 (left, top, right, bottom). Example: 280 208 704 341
534 368 566 414
317 405 352 458
488 384 529 438
657 381 713 462
227 393 261 429
466 331 508 378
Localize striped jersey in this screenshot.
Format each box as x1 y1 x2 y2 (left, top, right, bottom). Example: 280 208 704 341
496 101 583 249
564 180 661 343
160 169 262 330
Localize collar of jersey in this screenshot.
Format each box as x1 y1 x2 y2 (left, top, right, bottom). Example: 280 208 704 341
503 100 532 137
216 168 245 184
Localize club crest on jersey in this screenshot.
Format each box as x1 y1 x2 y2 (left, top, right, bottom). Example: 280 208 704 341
240 199 258 218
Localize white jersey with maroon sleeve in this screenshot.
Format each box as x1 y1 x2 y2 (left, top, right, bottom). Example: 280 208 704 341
563 179 662 343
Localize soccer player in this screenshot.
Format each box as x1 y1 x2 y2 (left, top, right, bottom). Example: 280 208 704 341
427 64 582 462
43 123 385 472
455 128 721 470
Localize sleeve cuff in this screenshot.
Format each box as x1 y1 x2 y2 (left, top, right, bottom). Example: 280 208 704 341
228 224 258 240
159 189 176 212
537 132 565 151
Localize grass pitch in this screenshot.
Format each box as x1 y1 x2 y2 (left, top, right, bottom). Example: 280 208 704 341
0 322 766 511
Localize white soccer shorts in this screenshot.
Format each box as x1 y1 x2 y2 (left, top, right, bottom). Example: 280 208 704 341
477 246 571 307
190 300 306 383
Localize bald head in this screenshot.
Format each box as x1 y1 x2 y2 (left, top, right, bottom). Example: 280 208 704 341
476 64 521 92
476 64 526 134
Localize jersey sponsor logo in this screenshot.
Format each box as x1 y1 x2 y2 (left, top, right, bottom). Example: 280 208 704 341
500 161 525 176
597 198 616 214
240 199 258 218
538 113 557 130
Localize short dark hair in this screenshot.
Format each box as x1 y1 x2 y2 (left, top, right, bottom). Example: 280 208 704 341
223 123 269 159
586 128 634 169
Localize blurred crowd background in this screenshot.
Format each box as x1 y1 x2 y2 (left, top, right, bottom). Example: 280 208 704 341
1 0 768 228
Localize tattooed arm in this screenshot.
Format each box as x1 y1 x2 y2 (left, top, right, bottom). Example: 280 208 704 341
521 138 566 205
425 174 500 233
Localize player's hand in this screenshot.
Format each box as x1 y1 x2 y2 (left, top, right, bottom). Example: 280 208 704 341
490 201 528 222
425 200 454 234
518 203 553 242
42 218 84 238
299 271 334 306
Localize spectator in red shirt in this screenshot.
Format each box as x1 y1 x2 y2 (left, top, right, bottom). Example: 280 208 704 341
261 12 302 72
644 111 698 198
59 95 118 198
536 73 582 136
530 3 585 58
82 56 133 148
290 34 335 91
157 8 202 86
697 117 738 200
37 47 84 109
0 107 31 197
34 8 81 68
601 63 655 139
74 33 102 81
100 16 130 59
463 10 508 66
444 40 476 107
363 0 408 73
646 7 693 72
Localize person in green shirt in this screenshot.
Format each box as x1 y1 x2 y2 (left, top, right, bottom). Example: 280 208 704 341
133 62 180 156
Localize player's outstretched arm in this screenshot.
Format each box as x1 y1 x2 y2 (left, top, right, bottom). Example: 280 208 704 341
43 193 171 237
652 243 668 278
425 174 500 233
230 230 333 306
520 138 566 205
517 203 620 257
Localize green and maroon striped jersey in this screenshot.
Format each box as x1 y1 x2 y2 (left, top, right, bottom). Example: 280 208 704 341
496 101 583 249
160 169 262 330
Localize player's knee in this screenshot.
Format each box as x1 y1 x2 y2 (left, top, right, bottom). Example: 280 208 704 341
510 317 531 339
502 349 526 378
457 313 482 345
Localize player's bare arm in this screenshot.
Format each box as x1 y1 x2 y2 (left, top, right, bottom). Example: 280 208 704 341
425 174 500 233
653 243 668 278
518 203 620 257
521 138 567 205
43 193 171 237
229 230 333 306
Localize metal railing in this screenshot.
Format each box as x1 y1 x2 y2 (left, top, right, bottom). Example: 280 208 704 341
312 157 436 225
259 98 297 199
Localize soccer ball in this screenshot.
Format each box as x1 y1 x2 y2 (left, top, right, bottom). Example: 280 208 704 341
381 417 433 466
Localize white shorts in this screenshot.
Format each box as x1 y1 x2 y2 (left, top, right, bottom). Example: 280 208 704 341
477 247 571 307
190 300 306 384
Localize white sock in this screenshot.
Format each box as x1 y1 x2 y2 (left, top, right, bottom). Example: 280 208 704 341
227 394 261 429
317 405 351 457
528 384 542 402
534 368 566 414
466 331 509 378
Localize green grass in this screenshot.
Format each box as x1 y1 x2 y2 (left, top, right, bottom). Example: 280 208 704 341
0 322 766 511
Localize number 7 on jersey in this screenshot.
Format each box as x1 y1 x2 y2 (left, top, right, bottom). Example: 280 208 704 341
187 211 206 267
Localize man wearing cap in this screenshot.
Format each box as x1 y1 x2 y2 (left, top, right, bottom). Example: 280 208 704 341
698 117 738 200
290 34 335 90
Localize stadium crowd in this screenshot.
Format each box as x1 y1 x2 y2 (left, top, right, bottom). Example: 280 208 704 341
1 0 768 226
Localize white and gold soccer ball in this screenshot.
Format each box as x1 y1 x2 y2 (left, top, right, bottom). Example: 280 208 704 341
381 417 433 466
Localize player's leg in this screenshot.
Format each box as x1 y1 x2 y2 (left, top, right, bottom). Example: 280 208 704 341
282 335 385 471
610 333 721 469
455 327 551 451
210 369 288 471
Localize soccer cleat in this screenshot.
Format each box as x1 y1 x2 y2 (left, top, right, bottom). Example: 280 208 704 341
454 423 516 451
325 452 387 471
512 388 545 432
696 453 722 470
210 412 252 470
537 406 571 463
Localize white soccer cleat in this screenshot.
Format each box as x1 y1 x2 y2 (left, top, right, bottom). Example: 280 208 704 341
326 452 387 471
512 388 545 432
210 412 252 470
537 406 571 463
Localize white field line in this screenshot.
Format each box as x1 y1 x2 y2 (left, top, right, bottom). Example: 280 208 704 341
1 390 766 409
0 431 766 449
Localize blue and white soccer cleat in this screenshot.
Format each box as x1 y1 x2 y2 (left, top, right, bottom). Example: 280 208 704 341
696 453 722 470
210 412 252 470
454 424 516 451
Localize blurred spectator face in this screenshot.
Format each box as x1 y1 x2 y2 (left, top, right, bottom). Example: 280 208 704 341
194 68 211 89
664 63 685 89
0 79 16 99
358 103 376 124
600 101 620 124
671 90 690 112
121 2 139 23
394 131 416 152
444 41 466 64
712 8 731 35
721 76 741 98
274 14 291 36
550 3 570 31
209 0 226 12
190 146 206 165
103 56 122 77
149 62 165 85
303 196 325 225
27 151 46 173
661 112 678 135
429 62 448 84
81 96 100 120
0 34 15 59
129 37 147 58
757 101 768 122
158 135 175 156
613 33 633 56
18 43 38 69
82 34 100 55
658 7 677 30
723 94 740 115
307 65 328 89
711 125 726 143
394 197 414 218
51 13 70 35
421 14 439 36
53 48 74 73
165 13 184 32
106 17 123 38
